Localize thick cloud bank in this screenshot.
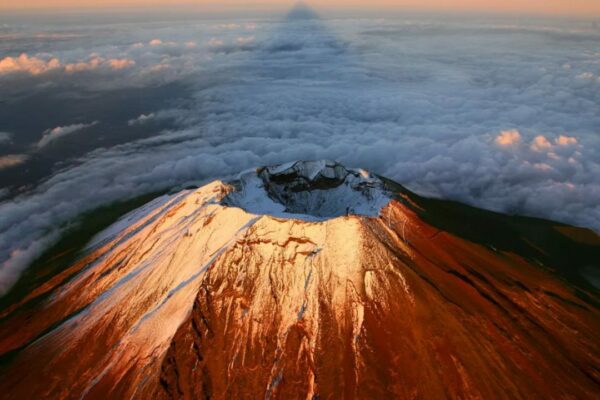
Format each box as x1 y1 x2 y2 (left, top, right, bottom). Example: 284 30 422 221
0 10 599 294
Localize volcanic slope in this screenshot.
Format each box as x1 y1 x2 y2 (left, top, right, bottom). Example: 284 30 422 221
0 160 599 400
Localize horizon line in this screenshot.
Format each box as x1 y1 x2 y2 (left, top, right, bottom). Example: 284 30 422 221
1 3 600 19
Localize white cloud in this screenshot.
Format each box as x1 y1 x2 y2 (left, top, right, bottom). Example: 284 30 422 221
0 53 135 77
530 135 553 152
576 72 594 80
64 56 135 73
0 53 61 75
64 56 103 73
128 113 156 126
495 130 521 146
555 135 578 146
107 58 136 70
208 38 225 47
532 162 553 172
237 36 255 45
37 121 99 148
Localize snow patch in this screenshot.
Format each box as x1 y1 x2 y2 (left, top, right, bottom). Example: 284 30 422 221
222 160 391 220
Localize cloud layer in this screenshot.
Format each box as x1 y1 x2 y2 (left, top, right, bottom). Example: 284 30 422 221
0 12 599 294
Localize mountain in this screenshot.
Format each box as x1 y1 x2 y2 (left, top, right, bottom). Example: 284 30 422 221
0 160 599 399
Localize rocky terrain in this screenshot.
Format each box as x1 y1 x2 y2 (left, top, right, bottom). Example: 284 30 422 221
0 161 598 399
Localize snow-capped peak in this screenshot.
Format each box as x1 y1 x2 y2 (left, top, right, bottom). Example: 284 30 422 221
221 160 391 220
2 161 598 400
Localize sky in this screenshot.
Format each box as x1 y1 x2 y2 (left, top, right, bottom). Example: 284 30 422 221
0 4 599 295
2 0 600 17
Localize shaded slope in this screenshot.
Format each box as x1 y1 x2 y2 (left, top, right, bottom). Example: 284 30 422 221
385 177 600 294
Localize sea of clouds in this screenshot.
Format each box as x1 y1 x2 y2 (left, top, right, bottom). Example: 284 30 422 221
0 8 599 294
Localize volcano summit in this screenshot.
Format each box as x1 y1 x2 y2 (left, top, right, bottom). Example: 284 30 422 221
0 161 599 399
